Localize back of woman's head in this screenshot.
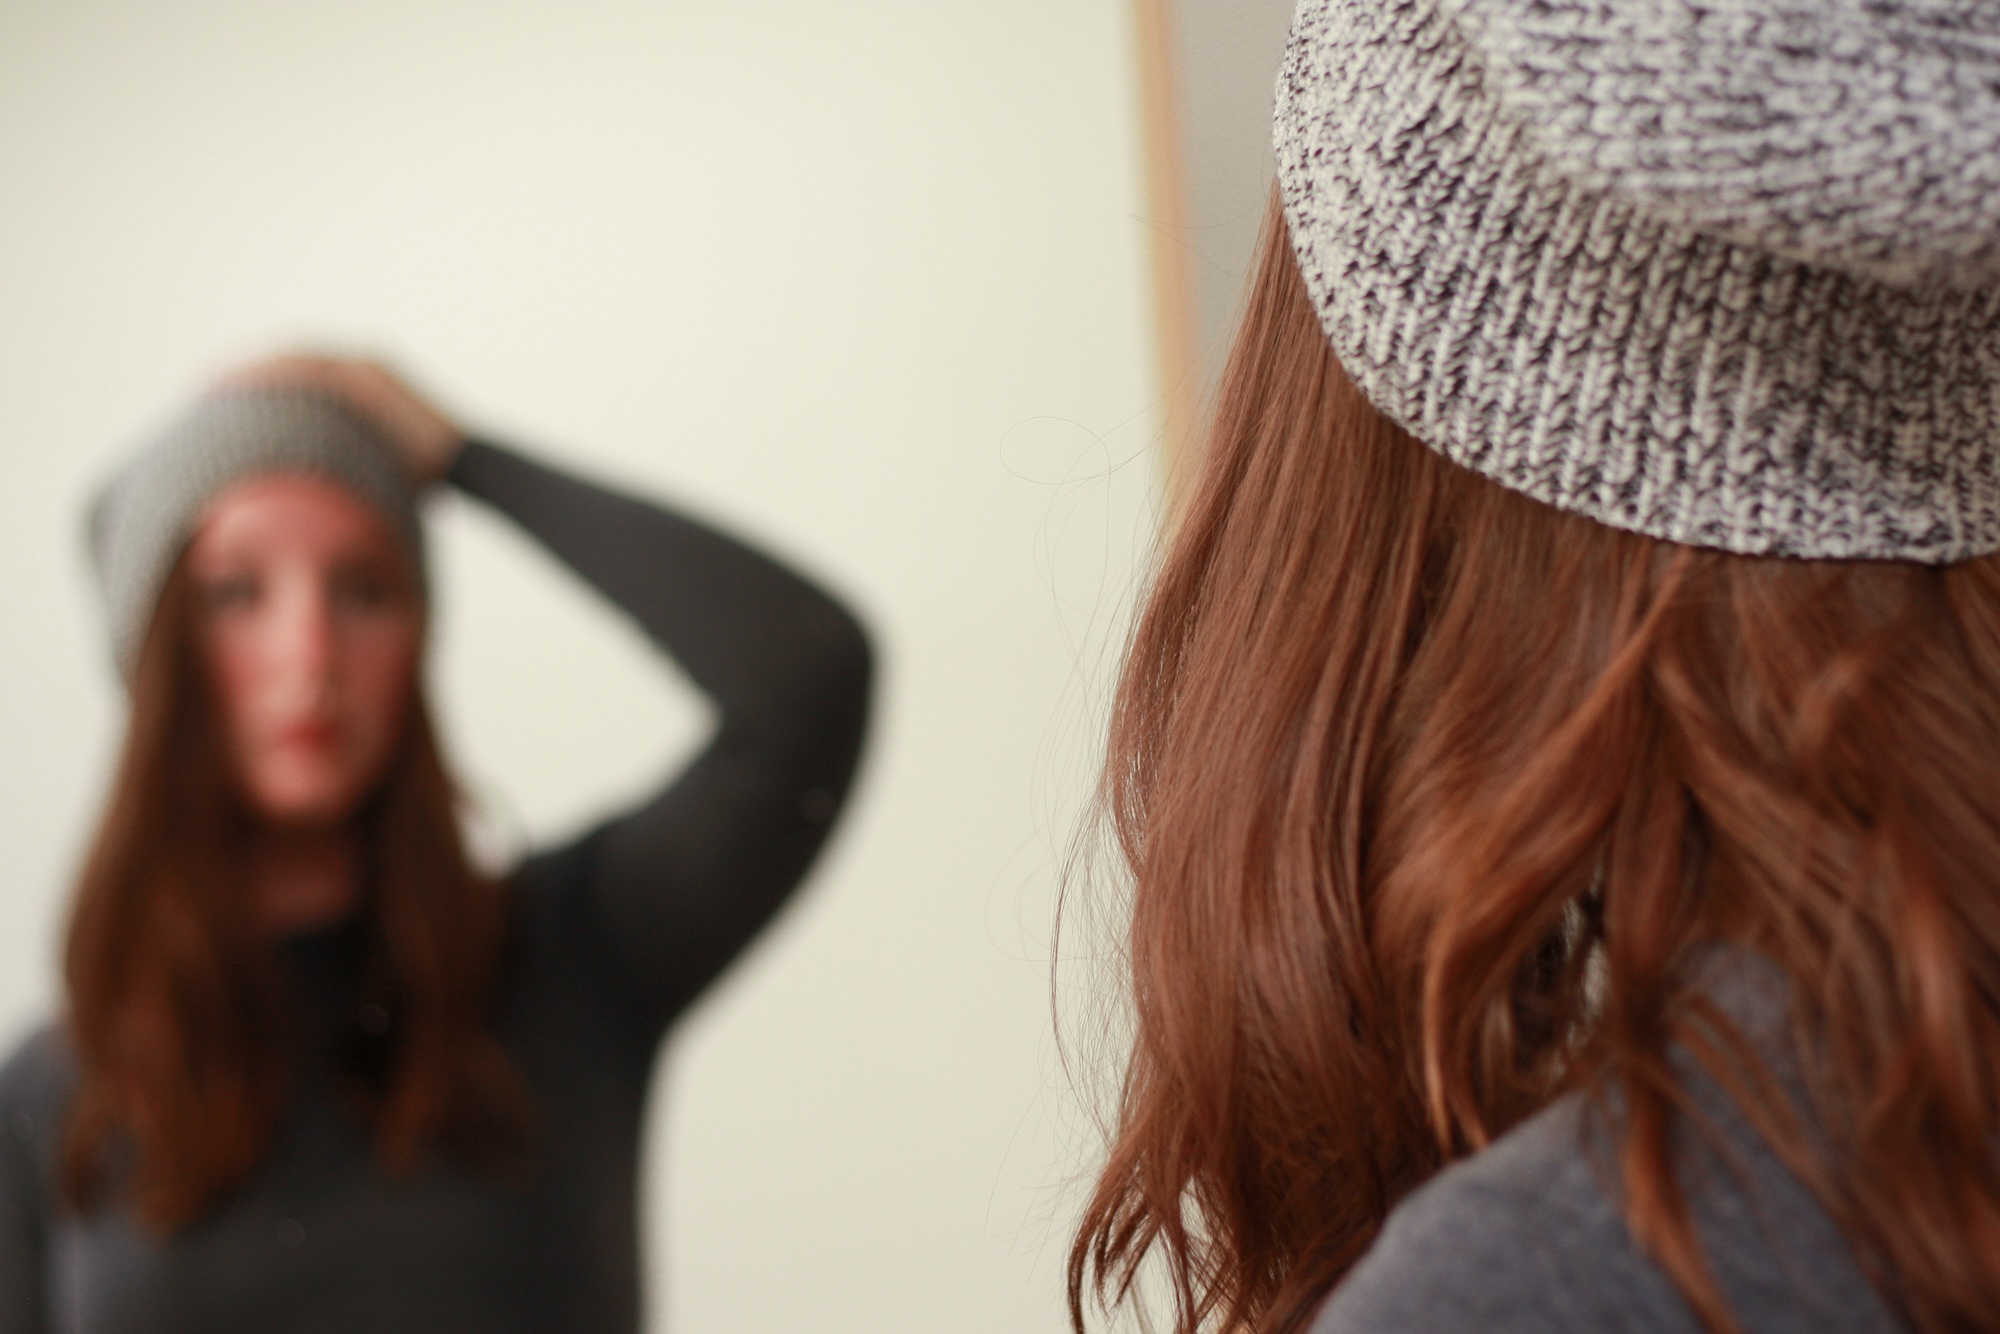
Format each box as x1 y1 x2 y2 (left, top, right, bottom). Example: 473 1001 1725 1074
1070 200 2000 1333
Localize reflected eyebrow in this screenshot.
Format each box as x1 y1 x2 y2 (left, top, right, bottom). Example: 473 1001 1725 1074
328 548 419 589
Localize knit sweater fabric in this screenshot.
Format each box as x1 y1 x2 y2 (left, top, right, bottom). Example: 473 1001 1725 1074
1309 956 1908 1333
1274 0 2000 562
0 440 873 1334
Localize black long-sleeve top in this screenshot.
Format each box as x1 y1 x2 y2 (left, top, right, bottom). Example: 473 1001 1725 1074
0 440 874 1333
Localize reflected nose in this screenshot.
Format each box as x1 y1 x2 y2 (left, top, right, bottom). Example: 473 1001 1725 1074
269 573 337 704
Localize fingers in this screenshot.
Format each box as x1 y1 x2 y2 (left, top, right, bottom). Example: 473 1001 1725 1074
211 353 465 486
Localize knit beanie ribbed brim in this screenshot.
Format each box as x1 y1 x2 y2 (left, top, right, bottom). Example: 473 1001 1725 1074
1274 0 2000 562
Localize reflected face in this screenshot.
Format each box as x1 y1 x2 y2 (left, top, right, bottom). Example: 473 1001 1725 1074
185 475 423 828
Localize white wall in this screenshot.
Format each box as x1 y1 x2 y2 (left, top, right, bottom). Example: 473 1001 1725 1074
0 3 1161 1330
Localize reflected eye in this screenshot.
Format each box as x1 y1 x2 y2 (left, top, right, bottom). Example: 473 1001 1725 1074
198 574 261 613
330 565 402 612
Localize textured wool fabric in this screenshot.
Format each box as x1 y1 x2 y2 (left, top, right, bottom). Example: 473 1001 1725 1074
88 388 425 676
1450 0 2000 288
1274 0 2000 562
1308 955 1905 1333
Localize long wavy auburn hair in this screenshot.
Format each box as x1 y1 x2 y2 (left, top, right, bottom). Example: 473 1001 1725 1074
1069 197 2000 1334
63 555 529 1230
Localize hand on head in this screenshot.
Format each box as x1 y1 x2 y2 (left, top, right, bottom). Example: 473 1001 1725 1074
215 354 465 486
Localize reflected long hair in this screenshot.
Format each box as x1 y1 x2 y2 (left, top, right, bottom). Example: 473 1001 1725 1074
62 557 528 1230
1069 198 2000 1333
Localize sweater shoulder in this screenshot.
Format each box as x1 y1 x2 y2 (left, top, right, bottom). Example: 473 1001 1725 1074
0 1023 73 1187
1312 1071 1907 1334
1310 1098 1692 1334
0 1024 73 1116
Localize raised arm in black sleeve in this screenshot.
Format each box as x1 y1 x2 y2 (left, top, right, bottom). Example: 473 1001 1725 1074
446 439 873 1031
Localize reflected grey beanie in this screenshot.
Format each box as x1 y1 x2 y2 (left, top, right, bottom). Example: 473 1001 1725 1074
1274 0 2000 561
89 387 425 677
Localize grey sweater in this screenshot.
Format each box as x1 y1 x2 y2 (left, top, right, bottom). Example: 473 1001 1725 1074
0 441 873 1334
1310 960 1907 1333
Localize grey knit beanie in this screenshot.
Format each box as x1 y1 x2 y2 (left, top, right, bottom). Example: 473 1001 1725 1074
89 386 426 677
1274 0 2000 562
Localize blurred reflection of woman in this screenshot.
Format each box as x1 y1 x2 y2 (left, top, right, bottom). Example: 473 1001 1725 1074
0 357 872 1333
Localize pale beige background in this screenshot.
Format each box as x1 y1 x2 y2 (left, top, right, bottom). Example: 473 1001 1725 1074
1168 0 1297 389
0 3 1165 1330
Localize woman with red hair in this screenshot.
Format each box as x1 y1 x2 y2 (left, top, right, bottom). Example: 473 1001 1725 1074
1072 1 2000 1330
0 357 871 1332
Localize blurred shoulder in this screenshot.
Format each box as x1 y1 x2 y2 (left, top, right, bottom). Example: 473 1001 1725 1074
0 1023 76 1138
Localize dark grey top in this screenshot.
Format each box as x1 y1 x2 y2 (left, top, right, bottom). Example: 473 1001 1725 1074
1311 960 1908 1334
0 440 873 1334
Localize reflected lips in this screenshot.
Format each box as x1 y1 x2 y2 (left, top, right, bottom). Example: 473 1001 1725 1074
273 719 339 750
